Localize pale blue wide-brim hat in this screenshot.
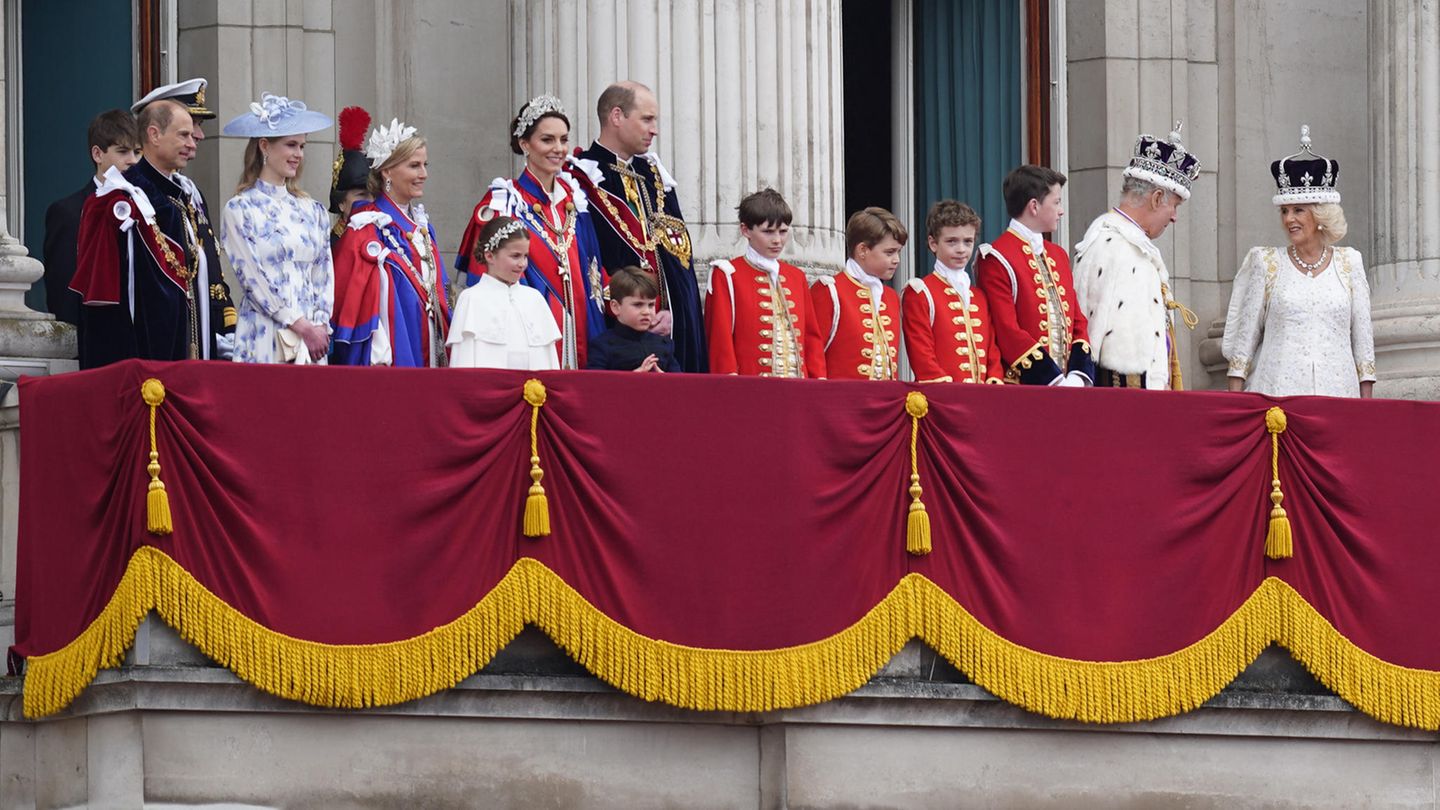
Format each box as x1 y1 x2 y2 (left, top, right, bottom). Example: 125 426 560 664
222 93 332 138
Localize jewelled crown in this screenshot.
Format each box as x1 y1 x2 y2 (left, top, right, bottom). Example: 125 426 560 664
1271 125 1340 206
1123 121 1202 200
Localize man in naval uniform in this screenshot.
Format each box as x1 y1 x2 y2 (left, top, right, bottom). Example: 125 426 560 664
568 81 707 372
71 79 236 368
1072 123 1201 390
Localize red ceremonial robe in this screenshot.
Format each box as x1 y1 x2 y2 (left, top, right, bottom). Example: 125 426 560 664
902 271 1004 384
706 256 826 378
975 229 1093 385
810 272 901 381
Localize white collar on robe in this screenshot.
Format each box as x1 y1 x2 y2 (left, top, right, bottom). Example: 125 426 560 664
933 259 971 302
745 245 781 278
844 258 886 299
1008 218 1047 257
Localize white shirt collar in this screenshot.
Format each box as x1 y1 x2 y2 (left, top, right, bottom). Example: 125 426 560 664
744 245 781 277
1008 218 1046 256
844 258 886 296
478 272 517 292
933 259 971 300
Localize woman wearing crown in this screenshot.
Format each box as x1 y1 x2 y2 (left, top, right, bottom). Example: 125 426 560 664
455 95 606 369
330 117 452 367
1223 126 1376 397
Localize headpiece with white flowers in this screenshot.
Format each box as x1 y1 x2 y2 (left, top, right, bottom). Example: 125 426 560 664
365 118 419 169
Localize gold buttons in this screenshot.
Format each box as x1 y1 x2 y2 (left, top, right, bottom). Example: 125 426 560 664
859 303 874 314
759 357 772 366
862 333 875 343
759 342 773 351
862 318 876 328
862 348 875 359
760 329 774 338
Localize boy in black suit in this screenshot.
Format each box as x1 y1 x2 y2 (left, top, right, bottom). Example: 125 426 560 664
42 110 141 325
585 267 681 372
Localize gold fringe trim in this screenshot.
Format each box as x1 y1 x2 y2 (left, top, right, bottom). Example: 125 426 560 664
22 551 1440 731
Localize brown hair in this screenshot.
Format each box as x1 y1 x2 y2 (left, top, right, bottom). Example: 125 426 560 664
472 216 530 263
845 207 908 257
234 137 309 197
365 135 427 199
737 188 793 228
87 109 140 157
925 200 980 238
136 99 188 144
596 81 646 126
1002 165 1067 219
608 266 660 301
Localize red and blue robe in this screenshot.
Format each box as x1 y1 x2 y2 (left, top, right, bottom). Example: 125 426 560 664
456 169 606 369
331 194 451 367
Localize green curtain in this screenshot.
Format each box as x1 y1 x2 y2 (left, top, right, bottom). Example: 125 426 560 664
913 0 1022 275
22 0 134 311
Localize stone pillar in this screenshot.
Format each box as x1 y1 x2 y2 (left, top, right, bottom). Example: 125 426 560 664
1368 1 1440 400
177 1 339 231
512 0 847 278
1064 0 1220 387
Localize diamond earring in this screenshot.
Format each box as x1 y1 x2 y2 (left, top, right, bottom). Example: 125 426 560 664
385 178 392 193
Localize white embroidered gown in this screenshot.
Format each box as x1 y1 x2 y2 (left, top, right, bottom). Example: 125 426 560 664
1222 246 1377 397
220 180 334 364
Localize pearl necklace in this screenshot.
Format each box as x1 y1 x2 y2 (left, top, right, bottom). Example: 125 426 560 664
1289 245 1331 276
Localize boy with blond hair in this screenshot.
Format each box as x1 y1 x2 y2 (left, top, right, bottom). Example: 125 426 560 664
811 207 906 381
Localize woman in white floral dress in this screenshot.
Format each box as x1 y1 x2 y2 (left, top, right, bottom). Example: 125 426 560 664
1223 127 1376 398
220 94 335 364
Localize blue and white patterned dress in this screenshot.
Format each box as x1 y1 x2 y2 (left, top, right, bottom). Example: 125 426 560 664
220 179 334 364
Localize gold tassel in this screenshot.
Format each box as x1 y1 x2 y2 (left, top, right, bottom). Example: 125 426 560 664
141 378 173 535
1264 407 1292 559
522 379 550 537
904 391 931 556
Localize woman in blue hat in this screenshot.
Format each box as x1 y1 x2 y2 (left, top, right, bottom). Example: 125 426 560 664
219 94 335 364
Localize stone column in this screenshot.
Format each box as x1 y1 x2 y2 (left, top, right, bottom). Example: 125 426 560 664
1368 0 1440 400
177 1 339 227
511 0 847 278
1064 0 1220 387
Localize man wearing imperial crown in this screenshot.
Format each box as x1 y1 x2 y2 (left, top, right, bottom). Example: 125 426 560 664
568 81 708 372
71 79 237 369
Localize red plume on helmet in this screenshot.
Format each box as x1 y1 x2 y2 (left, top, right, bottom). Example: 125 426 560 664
338 107 371 152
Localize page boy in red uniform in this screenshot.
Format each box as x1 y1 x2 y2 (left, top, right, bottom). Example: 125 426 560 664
811 207 906 381
975 165 1095 386
903 200 1003 384
706 188 825 377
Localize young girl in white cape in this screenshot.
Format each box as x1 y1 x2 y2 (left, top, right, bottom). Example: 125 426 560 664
447 216 562 369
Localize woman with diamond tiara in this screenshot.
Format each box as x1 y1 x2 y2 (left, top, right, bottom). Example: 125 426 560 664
455 95 607 369
330 117 452 366
1222 125 1376 397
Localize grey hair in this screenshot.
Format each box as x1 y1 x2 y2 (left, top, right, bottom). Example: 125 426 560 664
1120 175 1178 206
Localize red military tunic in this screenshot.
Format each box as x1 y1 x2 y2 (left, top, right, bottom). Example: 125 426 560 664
975 228 1093 384
706 255 826 377
902 270 1004 384
811 271 901 381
